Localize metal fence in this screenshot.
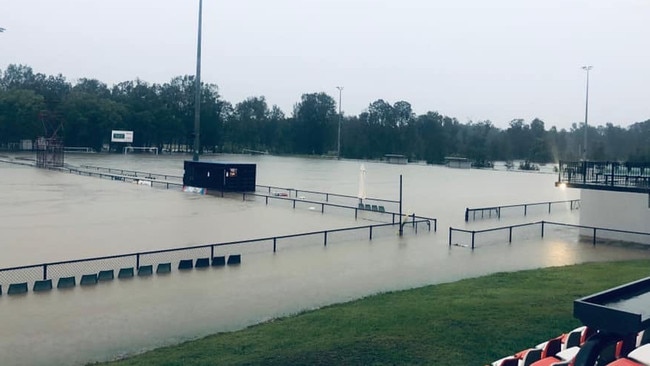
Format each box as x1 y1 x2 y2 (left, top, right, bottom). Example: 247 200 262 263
449 221 650 250
78 164 182 181
558 161 650 192
0 219 433 296
73 164 435 228
464 199 580 222
78 164 401 211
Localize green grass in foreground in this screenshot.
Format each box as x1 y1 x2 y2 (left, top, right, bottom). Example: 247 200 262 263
99 260 650 366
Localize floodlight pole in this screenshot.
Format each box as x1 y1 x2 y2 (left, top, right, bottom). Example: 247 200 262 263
336 86 343 159
581 65 592 161
399 175 403 236
192 0 203 162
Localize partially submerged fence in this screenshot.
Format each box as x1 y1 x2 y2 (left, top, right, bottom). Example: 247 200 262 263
78 164 400 211
79 164 182 181
256 184 399 212
449 221 650 249
464 199 580 222
0 219 432 296
74 164 430 227
62 166 184 189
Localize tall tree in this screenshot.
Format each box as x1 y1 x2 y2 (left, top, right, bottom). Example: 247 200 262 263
292 93 337 155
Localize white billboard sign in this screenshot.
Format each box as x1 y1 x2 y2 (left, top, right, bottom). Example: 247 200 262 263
111 130 133 143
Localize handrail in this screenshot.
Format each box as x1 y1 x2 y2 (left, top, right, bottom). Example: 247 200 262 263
557 160 650 193
78 164 400 205
0 219 433 285
2 160 437 233
449 220 650 250
79 164 182 181
256 184 399 204
464 199 580 222
240 191 436 231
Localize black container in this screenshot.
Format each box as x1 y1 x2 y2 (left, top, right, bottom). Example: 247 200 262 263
183 161 256 192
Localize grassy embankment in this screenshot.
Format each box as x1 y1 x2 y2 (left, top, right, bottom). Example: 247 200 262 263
100 260 650 366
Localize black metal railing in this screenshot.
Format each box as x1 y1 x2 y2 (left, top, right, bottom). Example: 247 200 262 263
0 219 432 296
71 164 430 226
1 160 437 230
558 161 650 192
449 220 650 250
256 184 399 207
78 164 400 209
79 164 182 181
239 191 436 231
464 199 580 222
62 166 184 189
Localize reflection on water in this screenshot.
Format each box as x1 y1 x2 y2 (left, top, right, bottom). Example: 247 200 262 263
1 154 648 366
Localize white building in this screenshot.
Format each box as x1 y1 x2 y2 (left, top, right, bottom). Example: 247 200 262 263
556 161 650 244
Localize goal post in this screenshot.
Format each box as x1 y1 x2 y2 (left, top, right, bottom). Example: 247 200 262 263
123 146 159 155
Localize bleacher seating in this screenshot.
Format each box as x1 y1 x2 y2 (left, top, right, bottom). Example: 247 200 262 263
490 326 650 366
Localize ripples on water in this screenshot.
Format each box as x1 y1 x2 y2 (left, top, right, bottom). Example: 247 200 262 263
0 153 646 365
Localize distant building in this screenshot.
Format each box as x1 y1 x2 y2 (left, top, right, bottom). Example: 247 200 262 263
556 161 650 244
445 157 471 169
384 154 407 165
183 161 256 192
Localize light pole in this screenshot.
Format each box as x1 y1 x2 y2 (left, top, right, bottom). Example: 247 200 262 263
192 0 203 162
336 86 343 159
581 65 593 161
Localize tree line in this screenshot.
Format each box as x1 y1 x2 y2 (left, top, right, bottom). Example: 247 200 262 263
1 64 649 163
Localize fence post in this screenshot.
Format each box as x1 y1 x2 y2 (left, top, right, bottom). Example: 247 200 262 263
326 193 329 202
471 231 476 250
509 227 512 243
273 238 277 253
497 207 501 219
524 205 527 216
265 196 269 205
321 203 324 213
434 219 437 232
548 202 552 214
593 228 597 246
355 208 358 220
541 221 545 238
465 208 469 222
449 227 452 246
136 253 140 269
369 226 373 240
324 231 328 246
293 200 296 209
43 264 47 280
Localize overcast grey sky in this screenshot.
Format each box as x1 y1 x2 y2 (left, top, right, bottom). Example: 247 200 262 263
1 0 648 129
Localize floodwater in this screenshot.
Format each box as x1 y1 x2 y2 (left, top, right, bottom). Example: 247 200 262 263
1 153 649 366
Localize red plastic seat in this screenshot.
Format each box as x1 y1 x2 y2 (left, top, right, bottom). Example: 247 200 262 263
530 356 562 366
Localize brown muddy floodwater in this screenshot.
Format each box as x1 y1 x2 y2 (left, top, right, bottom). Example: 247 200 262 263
1 153 648 366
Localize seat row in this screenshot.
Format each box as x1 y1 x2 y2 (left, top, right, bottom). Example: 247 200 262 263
491 326 650 366
0 254 241 296
490 326 594 366
357 203 385 212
